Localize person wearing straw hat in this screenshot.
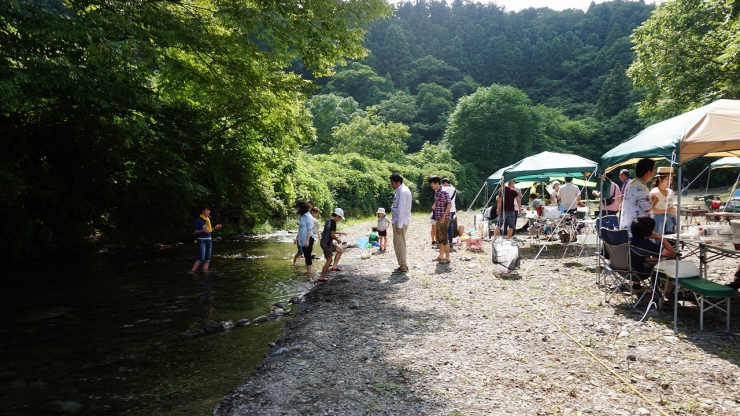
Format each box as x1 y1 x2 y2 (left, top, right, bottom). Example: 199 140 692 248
375 207 390 252
650 166 677 234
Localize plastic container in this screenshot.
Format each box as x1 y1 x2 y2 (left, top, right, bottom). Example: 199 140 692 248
731 220 740 250
357 237 368 247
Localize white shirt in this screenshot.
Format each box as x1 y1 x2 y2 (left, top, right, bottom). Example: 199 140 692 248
558 182 580 211
441 185 457 213
620 177 653 230
391 183 412 227
650 187 674 210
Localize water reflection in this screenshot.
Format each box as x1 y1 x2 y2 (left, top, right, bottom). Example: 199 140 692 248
0 238 308 415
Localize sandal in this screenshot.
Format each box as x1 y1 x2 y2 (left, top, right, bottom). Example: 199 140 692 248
330 267 343 272
440 259 451 265
317 277 331 283
393 267 409 274
432 257 443 262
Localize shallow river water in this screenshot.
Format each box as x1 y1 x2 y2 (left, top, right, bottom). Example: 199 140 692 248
0 236 311 415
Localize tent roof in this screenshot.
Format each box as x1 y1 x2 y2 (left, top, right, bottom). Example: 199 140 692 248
601 99 740 171
500 151 598 182
486 152 598 186
709 156 740 170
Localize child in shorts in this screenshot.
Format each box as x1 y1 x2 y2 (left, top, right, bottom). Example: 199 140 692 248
376 207 390 251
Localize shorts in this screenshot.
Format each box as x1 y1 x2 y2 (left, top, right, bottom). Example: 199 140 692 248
497 211 516 231
296 244 304 256
378 229 387 237
197 239 212 263
320 240 337 259
435 219 449 245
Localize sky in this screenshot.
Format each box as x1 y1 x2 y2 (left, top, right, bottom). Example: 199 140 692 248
472 0 662 12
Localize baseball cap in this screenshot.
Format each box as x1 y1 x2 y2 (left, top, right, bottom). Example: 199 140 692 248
441 178 450 184
333 208 345 220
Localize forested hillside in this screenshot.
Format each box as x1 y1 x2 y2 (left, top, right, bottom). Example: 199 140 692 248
299 0 655 215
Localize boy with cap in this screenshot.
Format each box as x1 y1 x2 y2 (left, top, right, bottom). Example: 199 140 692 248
318 208 346 282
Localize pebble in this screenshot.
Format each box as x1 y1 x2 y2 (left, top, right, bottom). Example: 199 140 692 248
348 300 360 309
252 315 269 324
637 408 650 415
618 331 629 338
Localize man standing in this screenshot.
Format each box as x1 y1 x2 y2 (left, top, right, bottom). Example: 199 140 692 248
441 178 457 245
430 176 452 264
390 172 412 273
493 180 521 240
619 158 656 231
558 177 581 214
618 168 632 211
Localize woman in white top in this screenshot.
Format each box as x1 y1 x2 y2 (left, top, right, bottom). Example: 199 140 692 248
650 174 677 234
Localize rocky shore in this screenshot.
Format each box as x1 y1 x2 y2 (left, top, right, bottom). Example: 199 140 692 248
215 212 740 416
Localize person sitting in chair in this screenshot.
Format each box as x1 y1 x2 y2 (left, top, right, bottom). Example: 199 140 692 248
630 216 676 295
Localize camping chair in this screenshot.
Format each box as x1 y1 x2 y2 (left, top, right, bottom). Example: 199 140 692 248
600 228 652 309
594 215 619 286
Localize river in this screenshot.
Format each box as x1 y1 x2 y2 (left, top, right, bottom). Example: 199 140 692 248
0 235 311 415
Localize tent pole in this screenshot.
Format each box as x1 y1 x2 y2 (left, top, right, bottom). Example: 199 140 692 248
674 166 682 335
705 169 711 196
467 181 487 212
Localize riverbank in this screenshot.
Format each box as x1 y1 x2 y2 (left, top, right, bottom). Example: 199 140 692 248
216 212 740 415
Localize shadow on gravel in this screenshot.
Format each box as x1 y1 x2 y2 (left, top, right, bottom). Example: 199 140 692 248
605 294 740 368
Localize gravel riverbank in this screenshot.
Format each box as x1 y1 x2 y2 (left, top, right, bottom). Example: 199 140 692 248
216 212 740 416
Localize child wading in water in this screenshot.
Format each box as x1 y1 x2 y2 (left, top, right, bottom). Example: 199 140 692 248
191 205 223 273
376 207 390 251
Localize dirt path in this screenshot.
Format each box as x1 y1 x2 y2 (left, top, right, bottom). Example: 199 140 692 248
216 212 740 416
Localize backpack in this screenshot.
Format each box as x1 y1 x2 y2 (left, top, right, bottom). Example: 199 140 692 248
603 182 616 206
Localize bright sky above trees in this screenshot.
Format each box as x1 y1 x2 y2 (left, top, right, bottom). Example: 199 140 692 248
485 0 662 12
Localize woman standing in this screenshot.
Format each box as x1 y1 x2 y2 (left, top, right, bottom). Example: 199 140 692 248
650 168 677 234
296 202 315 276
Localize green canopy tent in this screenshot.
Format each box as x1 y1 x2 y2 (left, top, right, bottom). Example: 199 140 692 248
600 99 740 333
500 151 598 182
706 156 740 195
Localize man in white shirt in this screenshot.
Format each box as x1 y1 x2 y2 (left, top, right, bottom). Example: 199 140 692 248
620 158 656 231
558 177 581 214
441 178 457 243
390 172 412 273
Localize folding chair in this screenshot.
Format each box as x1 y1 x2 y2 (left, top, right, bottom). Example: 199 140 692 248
600 228 652 309
594 215 619 287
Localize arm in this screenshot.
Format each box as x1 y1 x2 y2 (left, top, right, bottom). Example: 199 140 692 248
649 232 676 256
330 230 342 244
516 195 522 214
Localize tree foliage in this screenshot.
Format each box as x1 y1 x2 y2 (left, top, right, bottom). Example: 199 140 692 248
444 84 539 175
331 115 409 161
0 0 390 255
628 0 740 116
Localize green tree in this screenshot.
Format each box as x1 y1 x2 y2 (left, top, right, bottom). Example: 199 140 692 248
331 115 409 161
628 0 740 116
444 84 539 175
322 62 394 108
308 94 366 154
0 0 390 255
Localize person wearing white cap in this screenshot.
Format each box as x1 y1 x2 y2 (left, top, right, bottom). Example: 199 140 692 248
375 207 390 251
318 208 346 282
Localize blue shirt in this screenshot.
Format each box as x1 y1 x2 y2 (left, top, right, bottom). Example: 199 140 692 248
296 212 314 246
194 217 211 240
630 237 660 273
